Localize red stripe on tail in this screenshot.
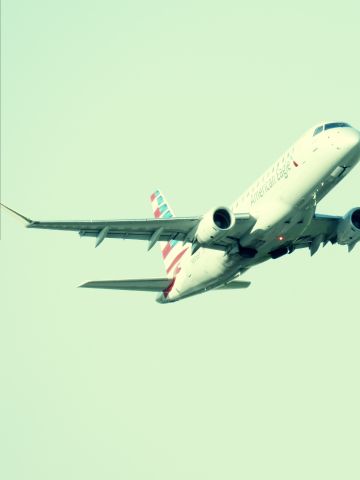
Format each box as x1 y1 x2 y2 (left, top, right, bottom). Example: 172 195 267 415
162 243 172 259
166 248 188 274
163 278 176 298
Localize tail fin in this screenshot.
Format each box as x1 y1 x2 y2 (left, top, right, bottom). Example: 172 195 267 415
150 190 188 278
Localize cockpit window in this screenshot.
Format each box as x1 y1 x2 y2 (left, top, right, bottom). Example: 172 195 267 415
324 122 351 130
313 126 323 136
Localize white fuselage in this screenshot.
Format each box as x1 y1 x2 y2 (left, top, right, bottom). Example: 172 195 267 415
158 123 360 303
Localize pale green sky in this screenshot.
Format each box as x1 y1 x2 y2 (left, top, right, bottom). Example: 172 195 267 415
1 1 360 479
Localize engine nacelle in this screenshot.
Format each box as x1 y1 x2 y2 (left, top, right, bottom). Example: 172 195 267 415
195 207 235 245
337 208 360 245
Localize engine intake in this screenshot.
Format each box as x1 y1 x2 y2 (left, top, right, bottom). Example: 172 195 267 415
351 209 360 229
195 207 235 246
213 208 233 230
337 208 360 245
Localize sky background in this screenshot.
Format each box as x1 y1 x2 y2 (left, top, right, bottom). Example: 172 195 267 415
1 1 360 478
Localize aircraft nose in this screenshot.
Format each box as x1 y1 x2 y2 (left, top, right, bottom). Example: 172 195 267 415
343 128 360 150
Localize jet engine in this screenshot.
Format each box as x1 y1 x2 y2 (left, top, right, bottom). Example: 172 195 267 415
337 208 360 245
195 207 235 246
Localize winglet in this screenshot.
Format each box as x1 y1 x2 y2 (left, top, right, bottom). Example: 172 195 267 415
0 203 32 224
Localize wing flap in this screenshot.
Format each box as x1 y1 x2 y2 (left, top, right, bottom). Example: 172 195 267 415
298 214 340 239
292 213 341 251
28 216 199 233
79 278 172 292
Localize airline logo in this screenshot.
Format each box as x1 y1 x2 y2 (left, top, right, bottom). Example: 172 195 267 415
250 158 294 206
150 190 188 277
150 190 173 219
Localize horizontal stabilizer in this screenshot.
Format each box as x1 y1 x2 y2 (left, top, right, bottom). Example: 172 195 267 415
79 278 172 292
217 280 251 289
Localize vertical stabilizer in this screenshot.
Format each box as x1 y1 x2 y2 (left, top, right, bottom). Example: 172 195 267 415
150 190 188 278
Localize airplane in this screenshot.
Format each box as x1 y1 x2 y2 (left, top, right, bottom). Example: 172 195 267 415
2 121 360 303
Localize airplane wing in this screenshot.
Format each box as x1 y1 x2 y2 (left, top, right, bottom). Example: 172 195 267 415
0 203 252 251
291 213 341 254
3 203 355 255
